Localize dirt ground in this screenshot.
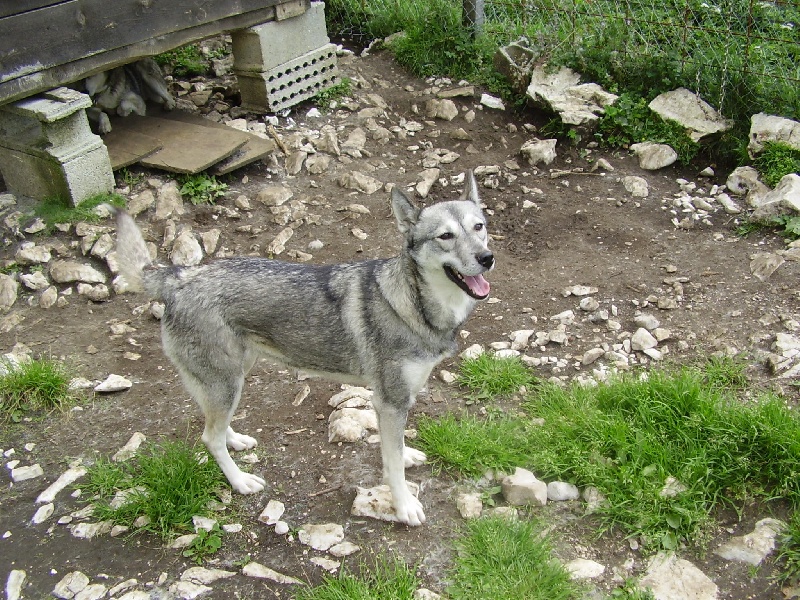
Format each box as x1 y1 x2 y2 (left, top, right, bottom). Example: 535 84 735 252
1 50 799 599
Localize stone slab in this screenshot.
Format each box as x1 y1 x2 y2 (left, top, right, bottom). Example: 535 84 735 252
108 115 248 174
154 110 277 175
102 128 163 170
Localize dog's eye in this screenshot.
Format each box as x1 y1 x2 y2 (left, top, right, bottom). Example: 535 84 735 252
474 223 484 232
438 232 454 241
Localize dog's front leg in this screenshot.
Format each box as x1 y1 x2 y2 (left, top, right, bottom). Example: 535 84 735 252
373 399 426 526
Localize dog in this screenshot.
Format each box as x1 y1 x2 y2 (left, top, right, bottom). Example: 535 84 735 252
111 171 494 526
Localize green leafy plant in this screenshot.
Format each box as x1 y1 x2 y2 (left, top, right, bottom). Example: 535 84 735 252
311 77 353 110
458 354 536 400
595 93 699 164
178 173 228 205
609 579 656 599
183 523 223 564
754 142 800 188
0 357 77 422
33 193 126 230
155 44 208 77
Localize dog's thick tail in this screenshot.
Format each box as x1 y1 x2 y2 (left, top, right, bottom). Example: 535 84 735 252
107 206 164 297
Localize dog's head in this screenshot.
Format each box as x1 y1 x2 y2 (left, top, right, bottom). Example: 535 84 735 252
392 170 494 300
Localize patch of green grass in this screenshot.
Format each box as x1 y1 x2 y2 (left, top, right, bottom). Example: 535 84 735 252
154 44 208 77
754 142 800 188
85 440 227 540
0 357 77 422
777 511 800 587
178 173 228 205
448 516 582 600
33 193 126 230
418 412 538 477
595 93 699 164
311 77 353 110
458 354 536 400
295 555 419 600
419 362 800 553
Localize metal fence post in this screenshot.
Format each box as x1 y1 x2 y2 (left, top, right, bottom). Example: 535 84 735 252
463 0 485 37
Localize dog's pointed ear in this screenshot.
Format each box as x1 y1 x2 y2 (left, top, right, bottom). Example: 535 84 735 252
391 186 420 234
460 169 480 205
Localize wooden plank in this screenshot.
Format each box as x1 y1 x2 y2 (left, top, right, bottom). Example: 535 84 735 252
102 128 163 170
0 1 61 20
0 0 307 104
108 114 249 174
154 110 277 175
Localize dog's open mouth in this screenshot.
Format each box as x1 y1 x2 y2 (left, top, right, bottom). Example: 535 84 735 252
444 265 491 300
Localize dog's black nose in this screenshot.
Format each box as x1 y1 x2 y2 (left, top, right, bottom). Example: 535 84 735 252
477 251 495 269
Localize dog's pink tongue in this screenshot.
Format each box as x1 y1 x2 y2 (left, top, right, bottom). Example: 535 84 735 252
464 274 490 297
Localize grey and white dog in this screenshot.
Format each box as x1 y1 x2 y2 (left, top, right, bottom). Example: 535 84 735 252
112 171 494 526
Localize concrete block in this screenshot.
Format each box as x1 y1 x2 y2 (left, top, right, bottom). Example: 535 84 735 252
236 43 339 113
232 2 329 73
0 87 114 205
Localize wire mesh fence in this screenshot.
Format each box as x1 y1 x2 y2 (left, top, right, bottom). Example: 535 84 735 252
325 0 800 123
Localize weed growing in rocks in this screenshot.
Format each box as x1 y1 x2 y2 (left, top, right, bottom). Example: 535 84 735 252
177 173 228 205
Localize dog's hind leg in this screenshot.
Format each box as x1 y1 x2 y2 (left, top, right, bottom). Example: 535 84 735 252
225 350 259 452
181 368 266 495
372 396 426 526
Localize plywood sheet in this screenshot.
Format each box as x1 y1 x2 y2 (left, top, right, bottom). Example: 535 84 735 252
109 114 248 174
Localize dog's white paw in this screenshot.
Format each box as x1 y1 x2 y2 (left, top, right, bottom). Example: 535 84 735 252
229 471 266 495
226 429 258 451
404 447 427 468
394 491 426 527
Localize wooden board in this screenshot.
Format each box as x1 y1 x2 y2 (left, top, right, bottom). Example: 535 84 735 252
102 128 162 170
108 114 248 174
156 110 278 175
0 0 309 104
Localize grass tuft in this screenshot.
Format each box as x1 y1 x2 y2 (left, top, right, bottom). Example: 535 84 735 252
33 193 126 230
458 354 536 399
754 142 800 188
295 554 419 600
777 511 800 587
311 77 353 110
0 357 77 422
85 440 228 540
448 516 583 600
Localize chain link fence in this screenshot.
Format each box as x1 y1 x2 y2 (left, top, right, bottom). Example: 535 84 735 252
325 0 799 123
